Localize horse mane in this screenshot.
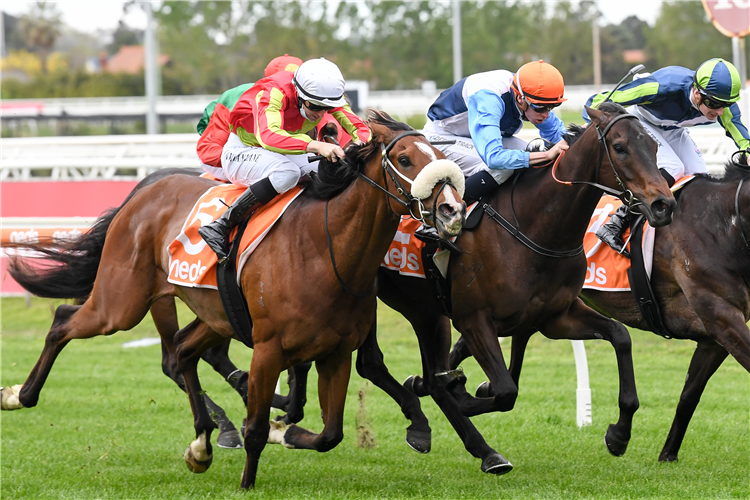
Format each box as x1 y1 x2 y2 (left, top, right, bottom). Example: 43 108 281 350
686 152 750 186
560 102 628 148
309 109 413 200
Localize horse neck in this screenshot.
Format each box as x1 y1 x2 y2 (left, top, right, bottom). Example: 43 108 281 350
322 163 402 291
501 130 606 250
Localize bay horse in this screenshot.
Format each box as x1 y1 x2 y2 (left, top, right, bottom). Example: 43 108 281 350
1 110 467 489
447 153 750 463
354 103 676 461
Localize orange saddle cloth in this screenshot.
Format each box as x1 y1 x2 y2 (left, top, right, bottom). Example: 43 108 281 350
583 175 694 292
167 184 303 289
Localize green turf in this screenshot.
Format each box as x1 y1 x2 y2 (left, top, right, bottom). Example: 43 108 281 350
1 296 748 499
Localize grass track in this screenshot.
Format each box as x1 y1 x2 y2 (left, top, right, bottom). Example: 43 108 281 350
1 297 748 499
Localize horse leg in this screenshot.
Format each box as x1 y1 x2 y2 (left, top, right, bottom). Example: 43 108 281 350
355 319 432 453
448 335 473 370
540 298 639 457
508 331 533 387
279 353 351 454
150 298 243 450
174 319 228 473
474 331 534 399
412 313 513 475
659 340 728 462
450 313 519 416
6 282 154 410
275 362 312 424
239 342 286 489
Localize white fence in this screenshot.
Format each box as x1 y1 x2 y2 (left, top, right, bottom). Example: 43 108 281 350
0 127 740 181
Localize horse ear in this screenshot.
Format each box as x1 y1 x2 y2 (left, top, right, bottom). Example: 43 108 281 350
367 121 390 145
585 105 602 124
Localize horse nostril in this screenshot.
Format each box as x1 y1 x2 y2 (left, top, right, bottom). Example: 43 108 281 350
439 203 457 219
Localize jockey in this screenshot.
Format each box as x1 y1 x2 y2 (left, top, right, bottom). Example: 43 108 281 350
198 57 372 262
422 60 570 203
586 58 750 257
196 54 303 178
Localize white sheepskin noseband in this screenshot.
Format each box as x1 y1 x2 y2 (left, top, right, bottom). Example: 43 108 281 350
410 159 465 200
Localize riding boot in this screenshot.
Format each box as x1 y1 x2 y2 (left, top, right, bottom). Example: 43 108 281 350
198 177 278 262
595 204 631 258
464 170 499 203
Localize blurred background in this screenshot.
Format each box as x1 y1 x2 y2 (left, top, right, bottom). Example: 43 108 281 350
2 0 748 136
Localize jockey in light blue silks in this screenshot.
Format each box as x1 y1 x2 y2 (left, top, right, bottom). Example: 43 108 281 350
585 58 750 257
421 60 570 205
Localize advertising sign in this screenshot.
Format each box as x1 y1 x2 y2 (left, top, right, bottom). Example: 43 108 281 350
702 0 750 38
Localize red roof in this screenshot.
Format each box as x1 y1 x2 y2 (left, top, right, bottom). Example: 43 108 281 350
106 45 170 74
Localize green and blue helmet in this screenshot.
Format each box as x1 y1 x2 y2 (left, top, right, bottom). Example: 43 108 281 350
692 58 742 105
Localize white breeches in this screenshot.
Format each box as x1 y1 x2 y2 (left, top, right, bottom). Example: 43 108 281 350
422 120 527 186
220 132 319 192
630 107 707 180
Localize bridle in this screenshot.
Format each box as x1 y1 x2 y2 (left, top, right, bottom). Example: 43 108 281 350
552 113 643 210
481 112 644 259
324 130 456 297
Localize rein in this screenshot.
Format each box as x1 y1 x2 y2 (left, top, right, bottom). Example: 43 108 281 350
480 112 645 259
551 113 641 207
324 130 446 296
736 178 750 252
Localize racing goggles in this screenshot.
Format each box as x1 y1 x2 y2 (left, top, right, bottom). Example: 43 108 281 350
524 98 561 113
300 98 334 112
698 91 730 110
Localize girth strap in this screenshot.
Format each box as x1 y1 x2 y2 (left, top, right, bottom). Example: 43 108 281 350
481 202 583 258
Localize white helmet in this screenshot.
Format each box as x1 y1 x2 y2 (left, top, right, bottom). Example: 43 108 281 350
293 58 347 108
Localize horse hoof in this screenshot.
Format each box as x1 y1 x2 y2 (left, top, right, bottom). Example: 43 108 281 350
1 385 25 411
403 376 428 397
405 429 431 454
240 418 246 437
481 453 513 475
216 429 243 449
604 424 630 457
475 381 492 398
658 453 679 463
184 446 213 473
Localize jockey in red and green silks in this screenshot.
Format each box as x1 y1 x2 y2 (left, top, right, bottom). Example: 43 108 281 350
197 58 371 262
196 83 254 179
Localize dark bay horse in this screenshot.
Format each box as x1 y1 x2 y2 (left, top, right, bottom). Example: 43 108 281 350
355 103 676 462
577 155 750 462
1 111 467 489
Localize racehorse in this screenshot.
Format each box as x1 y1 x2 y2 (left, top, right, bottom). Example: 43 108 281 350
446 153 750 463
1 110 467 489
577 153 750 462
355 103 676 461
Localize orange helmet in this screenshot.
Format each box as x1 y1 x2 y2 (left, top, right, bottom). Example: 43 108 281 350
511 60 567 106
264 54 303 78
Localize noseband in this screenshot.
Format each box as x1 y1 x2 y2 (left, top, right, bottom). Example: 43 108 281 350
351 130 448 222
553 113 642 209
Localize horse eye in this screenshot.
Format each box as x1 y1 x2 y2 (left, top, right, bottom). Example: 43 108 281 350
398 156 412 167
613 144 626 154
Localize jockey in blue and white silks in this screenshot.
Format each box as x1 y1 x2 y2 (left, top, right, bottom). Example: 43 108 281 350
422 61 569 202
586 58 750 258
584 58 749 184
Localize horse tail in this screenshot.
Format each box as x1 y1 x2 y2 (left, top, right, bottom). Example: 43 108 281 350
6 205 121 300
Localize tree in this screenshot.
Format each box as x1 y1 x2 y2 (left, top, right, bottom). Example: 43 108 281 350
17 1 62 73
646 1 732 70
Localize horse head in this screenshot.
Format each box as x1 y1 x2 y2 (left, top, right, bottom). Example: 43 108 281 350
584 103 676 227
361 109 466 238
